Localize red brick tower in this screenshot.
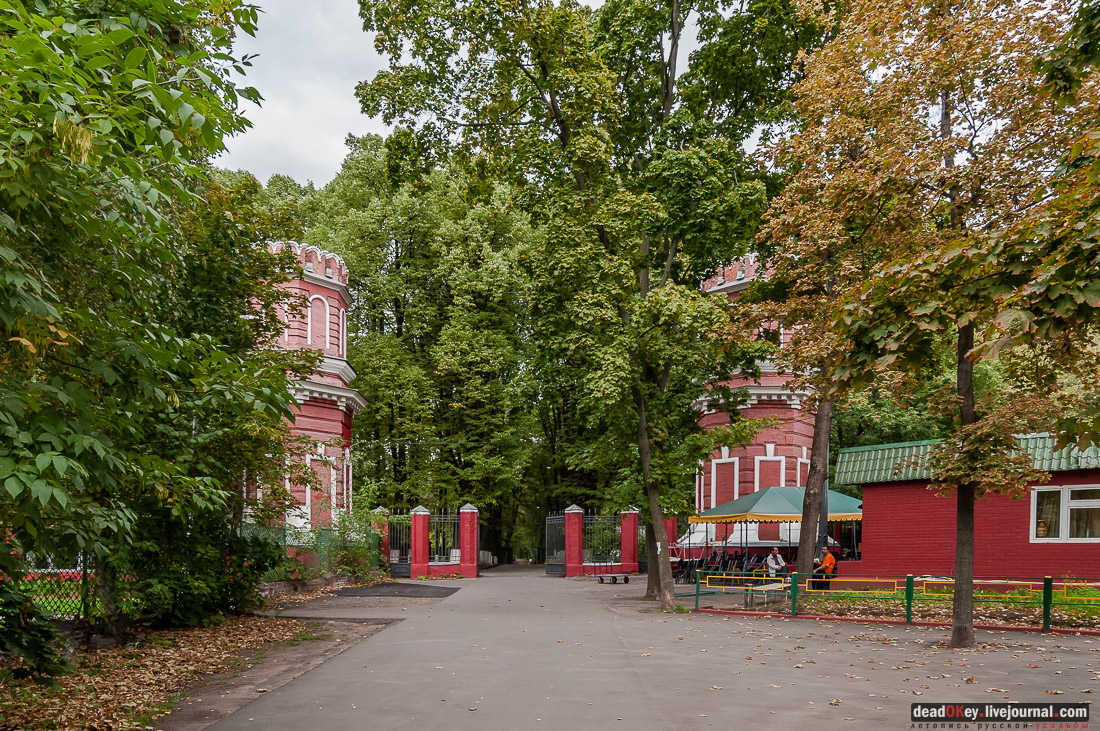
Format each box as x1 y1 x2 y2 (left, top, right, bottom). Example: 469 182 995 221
271 242 366 529
696 256 815 525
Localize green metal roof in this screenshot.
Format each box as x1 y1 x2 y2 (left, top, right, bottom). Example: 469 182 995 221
834 434 1100 485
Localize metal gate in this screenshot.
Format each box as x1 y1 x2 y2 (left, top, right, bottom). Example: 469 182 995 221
545 513 565 575
388 512 412 578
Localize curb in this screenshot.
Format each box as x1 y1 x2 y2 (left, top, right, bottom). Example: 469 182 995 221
694 608 1100 636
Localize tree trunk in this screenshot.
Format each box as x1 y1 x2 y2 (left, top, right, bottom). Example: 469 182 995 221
632 383 675 609
950 322 978 648
644 520 659 598
796 401 833 576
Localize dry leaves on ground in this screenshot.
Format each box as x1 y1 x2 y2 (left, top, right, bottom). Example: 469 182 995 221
0 614 308 731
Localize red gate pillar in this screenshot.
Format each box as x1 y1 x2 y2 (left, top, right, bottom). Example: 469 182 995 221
620 509 639 573
411 506 430 578
460 503 479 578
372 507 390 566
564 505 584 577
664 515 679 557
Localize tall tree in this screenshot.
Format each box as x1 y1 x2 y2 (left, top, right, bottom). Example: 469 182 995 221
296 135 540 559
810 0 1085 646
356 0 817 608
0 0 312 671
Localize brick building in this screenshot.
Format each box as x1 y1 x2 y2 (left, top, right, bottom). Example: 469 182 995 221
271 242 366 529
696 257 814 534
834 436 1100 577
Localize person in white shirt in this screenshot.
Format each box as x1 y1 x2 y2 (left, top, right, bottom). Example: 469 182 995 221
765 547 787 577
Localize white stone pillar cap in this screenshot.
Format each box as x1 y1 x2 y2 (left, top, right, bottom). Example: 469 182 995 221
564 504 583 513
411 505 429 515
460 503 478 513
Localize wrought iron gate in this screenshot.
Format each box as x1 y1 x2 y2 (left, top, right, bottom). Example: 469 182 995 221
545 513 565 575
388 512 411 578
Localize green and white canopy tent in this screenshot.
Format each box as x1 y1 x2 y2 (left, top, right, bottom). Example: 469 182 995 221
689 486 863 524
682 486 862 556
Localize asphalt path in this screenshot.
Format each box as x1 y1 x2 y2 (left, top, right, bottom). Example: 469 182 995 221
204 566 1100 730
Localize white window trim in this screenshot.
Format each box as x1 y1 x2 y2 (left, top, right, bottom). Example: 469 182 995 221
796 458 811 487
709 457 739 509
308 295 330 348
1030 484 1100 543
340 308 347 357
754 456 786 492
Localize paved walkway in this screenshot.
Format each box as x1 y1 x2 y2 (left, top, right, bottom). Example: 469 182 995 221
204 566 1100 730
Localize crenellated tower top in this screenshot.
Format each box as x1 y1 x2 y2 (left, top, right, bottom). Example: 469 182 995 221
269 241 350 287
701 254 764 296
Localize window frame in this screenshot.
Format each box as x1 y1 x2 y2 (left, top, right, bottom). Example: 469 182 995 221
1030 485 1100 543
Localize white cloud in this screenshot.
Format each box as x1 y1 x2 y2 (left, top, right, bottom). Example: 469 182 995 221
214 0 389 186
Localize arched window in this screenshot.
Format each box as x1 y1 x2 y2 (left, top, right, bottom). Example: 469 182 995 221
307 295 330 348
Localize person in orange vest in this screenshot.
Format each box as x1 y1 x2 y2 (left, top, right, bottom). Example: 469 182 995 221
813 546 836 590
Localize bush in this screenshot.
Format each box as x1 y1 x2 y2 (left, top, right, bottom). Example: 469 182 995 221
114 509 280 627
0 579 73 683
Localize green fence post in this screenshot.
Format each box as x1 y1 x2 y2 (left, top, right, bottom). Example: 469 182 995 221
790 572 799 617
905 575 914 624
1042 576 1053 632
80 550 90 620
695 571 701 611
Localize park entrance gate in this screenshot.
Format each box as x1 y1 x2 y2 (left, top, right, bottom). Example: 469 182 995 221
545 513 565 575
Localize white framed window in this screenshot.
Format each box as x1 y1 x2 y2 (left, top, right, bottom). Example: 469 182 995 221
1031 485 1100 542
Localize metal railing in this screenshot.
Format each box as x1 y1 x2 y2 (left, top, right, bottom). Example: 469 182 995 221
583 513 619 564
686 570 1100 631
429 511 461 564
545 514 565 575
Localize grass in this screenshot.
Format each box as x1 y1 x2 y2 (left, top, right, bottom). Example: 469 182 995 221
276 622 331 647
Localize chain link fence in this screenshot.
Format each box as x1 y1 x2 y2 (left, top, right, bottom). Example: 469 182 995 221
14 524 384 621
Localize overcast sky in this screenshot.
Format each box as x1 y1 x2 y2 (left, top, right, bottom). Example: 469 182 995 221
214 0 388 187
214 1 710 187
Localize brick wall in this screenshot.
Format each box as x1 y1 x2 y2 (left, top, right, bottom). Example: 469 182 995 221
861 471 1100 577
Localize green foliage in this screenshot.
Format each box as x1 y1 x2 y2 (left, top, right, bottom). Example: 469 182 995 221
331 504 386 581
282 135 542 560
355 0 821 603
0 580 73 684
0 0 316 671
113 509 280 627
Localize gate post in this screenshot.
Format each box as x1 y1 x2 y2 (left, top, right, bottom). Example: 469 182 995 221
411 506 430 578
564 505 584 577
372 507 390 568
460 503 479 578
664 515 679 553
620 508 639 573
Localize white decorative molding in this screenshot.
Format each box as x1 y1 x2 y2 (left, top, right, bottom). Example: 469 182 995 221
302 270 352 304
740 384 813 410
319 356 358 384
292 380 368 414
705 278 756 295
